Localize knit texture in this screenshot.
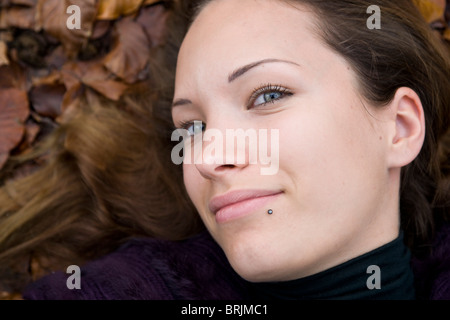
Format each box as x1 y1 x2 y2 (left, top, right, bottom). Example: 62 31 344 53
22 232 248 300
411 222 450 300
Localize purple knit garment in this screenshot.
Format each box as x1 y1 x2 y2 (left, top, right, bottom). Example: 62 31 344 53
22 231 248 300
411 222 450 300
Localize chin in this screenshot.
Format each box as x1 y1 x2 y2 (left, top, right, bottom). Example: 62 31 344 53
223 239 285 283
230 259 287 283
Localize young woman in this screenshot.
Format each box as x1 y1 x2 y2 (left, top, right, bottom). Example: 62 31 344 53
22 0 450 300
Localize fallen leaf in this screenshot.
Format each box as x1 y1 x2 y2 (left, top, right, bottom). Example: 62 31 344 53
143 0 162 5
83 76 128 101
96 0 144 20
0 88 29 170
12 117 41 155
0 61 28 91
0 153 8 170
60 81 83 116
91 20 112 39
29 83 65 119
35 0 98 58
61 60 128 100
9 0 37 6
102 16 151 83
414 0 446 23
0 41 9 66
444 27 450 40
31 70 62 87
24 117 41 147
0 5 36 29
136 3 169 47
44 45 68 70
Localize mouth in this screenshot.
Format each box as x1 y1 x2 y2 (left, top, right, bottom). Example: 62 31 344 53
209 189 283 223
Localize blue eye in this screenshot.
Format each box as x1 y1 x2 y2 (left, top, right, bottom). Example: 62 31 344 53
254 91 283 106
182 120 205 137
250 84 292 108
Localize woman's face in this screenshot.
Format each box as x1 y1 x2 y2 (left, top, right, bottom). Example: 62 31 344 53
172 0 400 282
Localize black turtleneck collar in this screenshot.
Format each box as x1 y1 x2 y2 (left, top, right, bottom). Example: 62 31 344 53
248 232 415 300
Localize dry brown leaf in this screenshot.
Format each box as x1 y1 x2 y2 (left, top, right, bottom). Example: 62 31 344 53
96 0 144 20
30 83 65 119
102 16 151 83
83 76 128 101
0 6 36 29
24 118 41 147
60 81 83 116
0 41 9 66
61 60 128 103
136 3 169 47
0 153 8 171
0 62 28 91
12 117 41 155
143 0 161 5
91 20 112 39
34 0 98 58
9 0 37 6
31 70 62 87
445 28 450 40
60 61 84 91
44 45 68 70
0 88 29 169
414 0 446 23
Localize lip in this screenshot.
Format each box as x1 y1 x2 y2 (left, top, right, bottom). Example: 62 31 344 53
209 189 283 223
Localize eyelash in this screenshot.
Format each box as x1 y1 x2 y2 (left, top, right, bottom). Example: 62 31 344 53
176 83 293 132
248 83 293 109
177 120 204 133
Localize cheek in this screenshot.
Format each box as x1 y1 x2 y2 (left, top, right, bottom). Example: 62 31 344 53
276 100 386 200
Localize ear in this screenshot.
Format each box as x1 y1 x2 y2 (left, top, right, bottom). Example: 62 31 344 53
386 87 426 169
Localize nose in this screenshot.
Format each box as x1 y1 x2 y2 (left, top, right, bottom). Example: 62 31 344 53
194 127 252 180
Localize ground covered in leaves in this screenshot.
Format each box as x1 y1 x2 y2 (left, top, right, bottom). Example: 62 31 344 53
0 0 170 176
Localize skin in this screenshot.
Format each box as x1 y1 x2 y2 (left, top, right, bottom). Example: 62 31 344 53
172 0 425 282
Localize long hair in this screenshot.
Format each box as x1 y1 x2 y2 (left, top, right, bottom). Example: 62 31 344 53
0 1 204 295
193 0 450 255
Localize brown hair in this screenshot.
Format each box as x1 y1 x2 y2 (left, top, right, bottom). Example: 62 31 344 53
193 0 450 255
0 1 204 295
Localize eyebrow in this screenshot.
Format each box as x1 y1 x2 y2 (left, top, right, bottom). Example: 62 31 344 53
172 58 300 108
228 58 300 83
172 98 193 108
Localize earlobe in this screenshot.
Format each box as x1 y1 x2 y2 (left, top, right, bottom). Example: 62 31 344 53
387 87 426 169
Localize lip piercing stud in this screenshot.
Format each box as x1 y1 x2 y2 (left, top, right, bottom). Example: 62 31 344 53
268 209 273 215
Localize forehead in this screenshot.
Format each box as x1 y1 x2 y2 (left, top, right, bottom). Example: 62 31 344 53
176 0 319 82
